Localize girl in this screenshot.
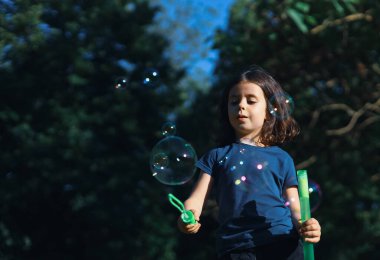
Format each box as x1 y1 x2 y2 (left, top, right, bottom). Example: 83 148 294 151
178 65 321 259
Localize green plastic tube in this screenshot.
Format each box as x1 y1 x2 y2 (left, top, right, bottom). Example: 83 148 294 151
168 193 196 224
297 170 315 260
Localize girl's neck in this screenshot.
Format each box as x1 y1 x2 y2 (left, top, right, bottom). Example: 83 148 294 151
237 137 265 147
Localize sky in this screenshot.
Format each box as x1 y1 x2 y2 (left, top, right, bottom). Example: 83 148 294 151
152 0 235 86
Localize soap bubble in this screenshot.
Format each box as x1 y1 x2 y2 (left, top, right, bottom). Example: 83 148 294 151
268 93 294 120
142 68 160 87
284 179 322 213
150 136 197 185
309 179 322 213
161 122 176 137
114 77 128 89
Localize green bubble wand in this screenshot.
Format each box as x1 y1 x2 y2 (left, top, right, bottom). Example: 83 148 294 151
168 193 196 224
297 170 314 260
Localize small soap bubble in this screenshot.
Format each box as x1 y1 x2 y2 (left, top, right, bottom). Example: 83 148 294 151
114 77 128 89
309 179 322 212
218 156 229 165
268 93 294 120
161 122 176 137
150 136 197 185
142 68 160 87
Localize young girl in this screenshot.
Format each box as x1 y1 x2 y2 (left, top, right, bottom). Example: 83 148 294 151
178 65 321 259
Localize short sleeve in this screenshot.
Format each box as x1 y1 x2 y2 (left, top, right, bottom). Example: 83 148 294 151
283 156 298 189
195 149 218 176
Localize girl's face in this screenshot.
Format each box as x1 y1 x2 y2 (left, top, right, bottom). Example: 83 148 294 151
227 81 267 141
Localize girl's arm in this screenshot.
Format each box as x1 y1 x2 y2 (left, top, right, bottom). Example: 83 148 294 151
284 186 302 227
184 171 213 216
284 186 321 243
178 171 213 234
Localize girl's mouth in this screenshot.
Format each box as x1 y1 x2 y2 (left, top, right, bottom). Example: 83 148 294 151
237 115 248 122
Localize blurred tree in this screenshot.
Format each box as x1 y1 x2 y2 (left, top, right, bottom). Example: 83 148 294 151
178 0 380 259
0 0 185 259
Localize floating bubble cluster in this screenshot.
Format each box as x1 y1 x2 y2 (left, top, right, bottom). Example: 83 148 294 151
161 122 176 137
114 77 128 89
268 93 295 120
143 68 160 87
114 68 161 90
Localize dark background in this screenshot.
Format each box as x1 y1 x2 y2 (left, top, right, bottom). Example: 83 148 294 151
0 0 379 259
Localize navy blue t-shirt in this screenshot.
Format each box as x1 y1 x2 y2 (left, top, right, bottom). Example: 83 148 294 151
196 142 298 257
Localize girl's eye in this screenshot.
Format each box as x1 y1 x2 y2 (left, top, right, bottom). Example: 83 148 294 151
248 100 256 104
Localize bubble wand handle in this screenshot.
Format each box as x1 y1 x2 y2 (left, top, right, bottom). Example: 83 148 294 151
168 193 196 224
297 170 314 260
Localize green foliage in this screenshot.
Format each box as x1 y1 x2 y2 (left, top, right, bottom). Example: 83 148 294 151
0 0 184 259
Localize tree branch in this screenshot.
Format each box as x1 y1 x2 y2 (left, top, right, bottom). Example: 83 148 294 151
309 98 380 136
326 98 380 135
358 116 380 131
309 103 354 128
296 155 317 169
310 13 373 34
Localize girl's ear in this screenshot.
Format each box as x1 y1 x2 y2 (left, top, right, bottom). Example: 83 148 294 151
264 112 270 121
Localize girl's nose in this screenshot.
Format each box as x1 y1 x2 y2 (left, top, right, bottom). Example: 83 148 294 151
239 102 246 110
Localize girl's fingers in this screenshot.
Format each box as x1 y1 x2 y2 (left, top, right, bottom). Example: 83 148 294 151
302 218 319 227
301 230 321 238
186 223 201 234
177 209 202 234
298 218 321 243
301 223 321 232
300 218 321 234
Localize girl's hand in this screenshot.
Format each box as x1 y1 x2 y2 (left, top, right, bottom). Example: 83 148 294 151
298 218 321 243
177 209 201 234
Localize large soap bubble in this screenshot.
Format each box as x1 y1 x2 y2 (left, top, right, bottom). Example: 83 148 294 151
150 136 197 185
